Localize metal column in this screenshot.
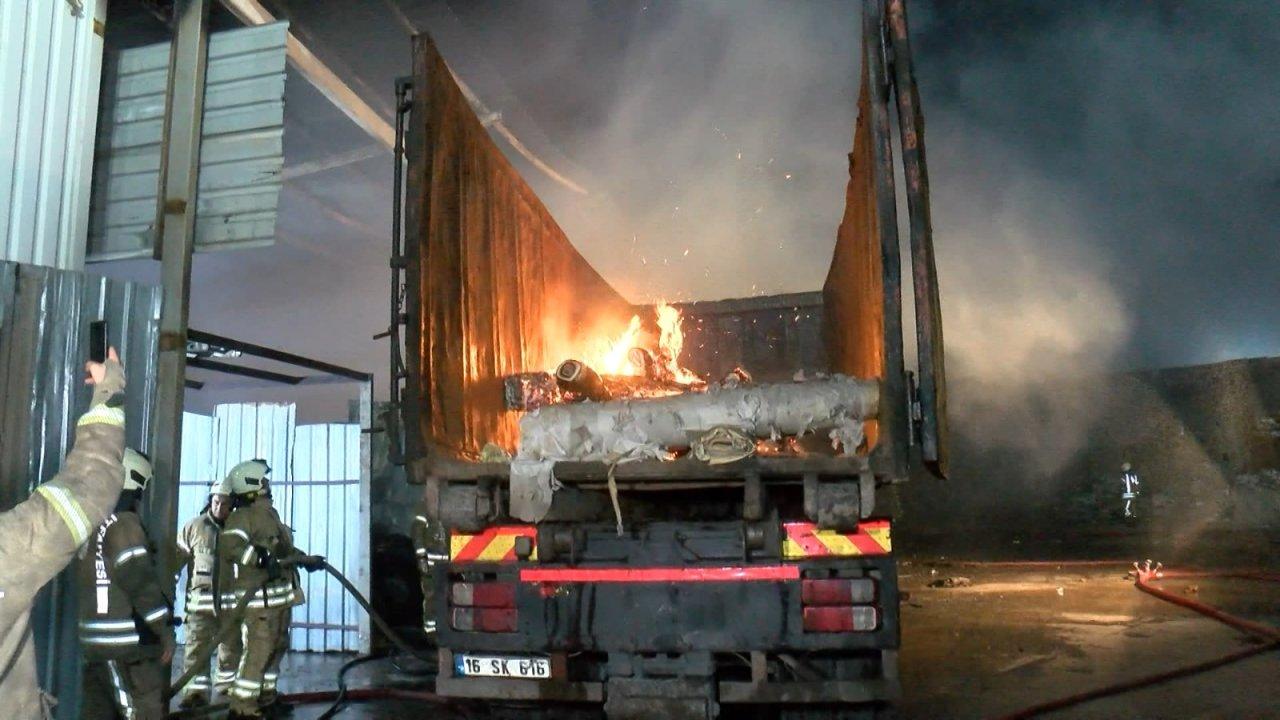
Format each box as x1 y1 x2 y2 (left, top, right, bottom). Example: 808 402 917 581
357 379 374 652
151 0 211 578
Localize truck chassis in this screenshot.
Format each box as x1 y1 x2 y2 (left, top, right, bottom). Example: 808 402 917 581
424 458 899 719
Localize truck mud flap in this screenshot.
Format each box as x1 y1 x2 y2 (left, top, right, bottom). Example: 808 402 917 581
604 678 717 720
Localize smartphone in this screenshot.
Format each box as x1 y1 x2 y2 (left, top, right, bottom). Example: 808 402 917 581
89 320 108 363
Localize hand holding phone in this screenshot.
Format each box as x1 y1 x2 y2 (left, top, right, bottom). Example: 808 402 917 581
85 347 120 386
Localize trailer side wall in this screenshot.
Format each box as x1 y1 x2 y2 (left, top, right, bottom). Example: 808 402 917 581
404 35 631 459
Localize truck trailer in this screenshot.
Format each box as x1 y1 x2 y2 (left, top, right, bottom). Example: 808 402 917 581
387 1 946 718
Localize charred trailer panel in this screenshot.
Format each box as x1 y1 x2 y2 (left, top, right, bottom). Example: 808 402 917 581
389 1 944 717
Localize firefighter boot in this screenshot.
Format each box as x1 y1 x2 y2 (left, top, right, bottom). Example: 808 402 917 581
178 690 209 710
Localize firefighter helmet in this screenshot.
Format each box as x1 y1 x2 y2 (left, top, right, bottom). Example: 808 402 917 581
1121 462 1132 472
223 459 271 497
123 448 153 492
209 476 231 497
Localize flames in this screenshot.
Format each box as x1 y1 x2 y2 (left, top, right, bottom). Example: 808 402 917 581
655 303 702 384
588 315 644 376
564 302 700 384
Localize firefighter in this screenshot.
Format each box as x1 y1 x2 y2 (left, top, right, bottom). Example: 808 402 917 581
172 477 234 708
0 349 126 720
76 447 175 720
1121 462 1141 518
410 497 448 641
216 460 316 719
259 486 305 712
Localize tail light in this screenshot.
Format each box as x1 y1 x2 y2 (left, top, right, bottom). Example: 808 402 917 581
802 578 876 605
801 576 879 633
803 606 878 632
450 607 518 633
450 580 517 633
451 582 516 608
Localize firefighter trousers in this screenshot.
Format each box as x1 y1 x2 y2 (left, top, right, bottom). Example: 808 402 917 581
82 655 166 720
177 609 217 702
215 613 244 695
228 609 287 716
261 609 290 704
419 559 439 638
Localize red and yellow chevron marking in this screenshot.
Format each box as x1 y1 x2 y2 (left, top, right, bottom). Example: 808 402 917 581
782 519 891 559
450 526 538 563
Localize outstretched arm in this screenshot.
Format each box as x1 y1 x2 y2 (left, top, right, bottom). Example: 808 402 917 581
0 350 126 608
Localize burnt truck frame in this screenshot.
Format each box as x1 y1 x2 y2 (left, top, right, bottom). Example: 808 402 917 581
386 1 945 718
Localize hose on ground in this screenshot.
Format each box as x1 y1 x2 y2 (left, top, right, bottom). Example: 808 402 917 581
988 563 1280 719
316 652 387 720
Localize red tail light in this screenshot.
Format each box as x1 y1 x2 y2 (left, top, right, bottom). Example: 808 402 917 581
803 606 878 633
451 582 516 608
451 607 518 633
802 578 876 605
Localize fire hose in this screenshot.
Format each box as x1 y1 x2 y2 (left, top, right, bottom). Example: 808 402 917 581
167 555 443 718
989 561 1280 720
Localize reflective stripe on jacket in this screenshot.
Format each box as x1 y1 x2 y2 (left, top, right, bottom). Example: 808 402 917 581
0 393 126 719
216 496 301 610
75 510 172 656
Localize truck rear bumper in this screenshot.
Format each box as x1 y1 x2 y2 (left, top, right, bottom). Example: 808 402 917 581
435 520 899 712
437 554 898 654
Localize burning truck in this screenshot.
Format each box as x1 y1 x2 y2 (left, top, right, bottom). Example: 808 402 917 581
386 1 945 718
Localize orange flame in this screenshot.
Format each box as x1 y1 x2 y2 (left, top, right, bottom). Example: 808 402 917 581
548 302 701 384
585 315 643 376
654 302 701 384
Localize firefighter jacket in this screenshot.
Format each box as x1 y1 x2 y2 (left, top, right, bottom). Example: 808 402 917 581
216 497 300 611
174 511 221 613
76 505 173 659
0 364 126 720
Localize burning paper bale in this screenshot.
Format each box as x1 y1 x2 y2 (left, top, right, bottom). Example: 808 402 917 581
503 372 564 411
508 376 879 520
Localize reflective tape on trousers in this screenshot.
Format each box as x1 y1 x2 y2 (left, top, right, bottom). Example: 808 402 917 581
82 633 142 646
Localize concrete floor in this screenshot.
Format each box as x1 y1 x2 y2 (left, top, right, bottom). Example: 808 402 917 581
896 561 1280 719
183 560 1280 719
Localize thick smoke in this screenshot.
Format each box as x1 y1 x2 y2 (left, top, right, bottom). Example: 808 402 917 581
98 0 1278 440
438 0 864 305
906 1 1279 491
442 1 1145 481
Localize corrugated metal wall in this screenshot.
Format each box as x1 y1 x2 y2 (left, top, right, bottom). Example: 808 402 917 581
175 403 370 652
0 0 108 270
87 22 288 261
287 423 363 651
0 260 161 719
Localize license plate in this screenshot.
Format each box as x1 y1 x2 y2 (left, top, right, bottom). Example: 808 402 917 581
454 653 551 679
